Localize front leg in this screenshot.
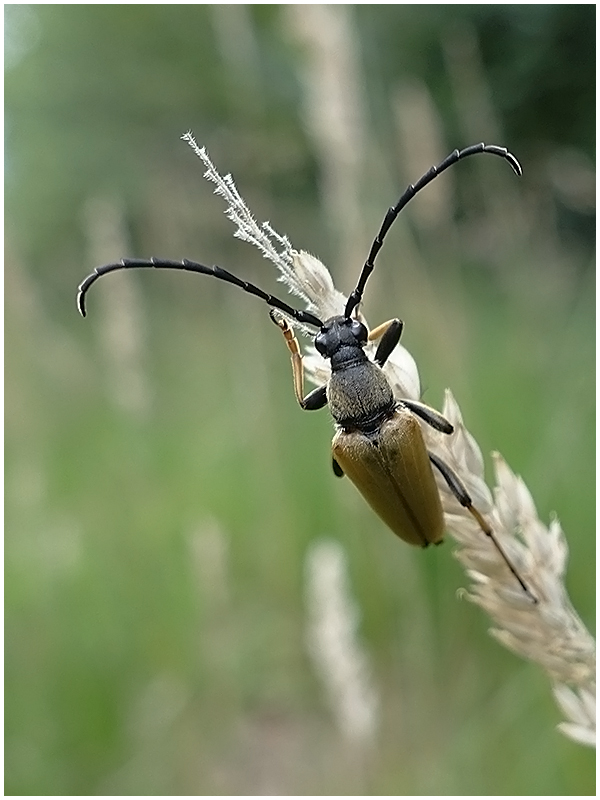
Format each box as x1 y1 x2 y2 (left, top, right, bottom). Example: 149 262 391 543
368 318 403 367
269 310 328 410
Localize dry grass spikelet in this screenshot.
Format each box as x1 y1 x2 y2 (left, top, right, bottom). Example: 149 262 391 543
186 137 595 747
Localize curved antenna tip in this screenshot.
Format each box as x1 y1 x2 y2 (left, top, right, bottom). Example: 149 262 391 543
76 282 89 317
508 152 523 177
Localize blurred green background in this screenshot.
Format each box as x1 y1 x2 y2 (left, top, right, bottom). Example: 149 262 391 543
5 5 595 795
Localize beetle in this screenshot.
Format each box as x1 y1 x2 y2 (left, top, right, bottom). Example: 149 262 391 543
77 141 534 601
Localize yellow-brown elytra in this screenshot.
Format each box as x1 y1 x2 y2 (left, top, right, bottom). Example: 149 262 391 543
77 141 536 602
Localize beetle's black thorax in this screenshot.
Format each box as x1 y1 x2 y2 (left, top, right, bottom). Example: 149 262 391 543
316 316 396 434
328 357 396 434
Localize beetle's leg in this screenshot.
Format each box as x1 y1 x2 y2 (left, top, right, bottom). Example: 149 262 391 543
269 311 328 410
302 384 328 410
371 326 454 433
368 318 404 367
402 399 453 434
428 452 537 602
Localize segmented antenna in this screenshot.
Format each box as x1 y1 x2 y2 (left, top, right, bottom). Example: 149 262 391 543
77 257 324 328
345 143 522 318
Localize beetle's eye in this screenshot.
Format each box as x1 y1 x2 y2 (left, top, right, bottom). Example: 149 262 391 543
350 320 368 344
314 331 328 356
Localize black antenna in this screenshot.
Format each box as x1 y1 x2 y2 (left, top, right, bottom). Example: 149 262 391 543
77 257 324 328
345 143 522 318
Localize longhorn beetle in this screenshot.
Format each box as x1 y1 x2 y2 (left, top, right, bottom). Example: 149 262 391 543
78 141 536 602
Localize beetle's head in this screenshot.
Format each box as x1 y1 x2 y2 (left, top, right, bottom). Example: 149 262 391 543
315 315 368 359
